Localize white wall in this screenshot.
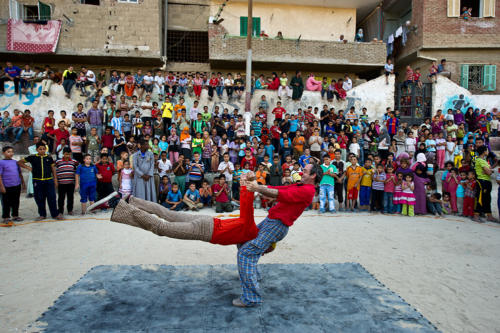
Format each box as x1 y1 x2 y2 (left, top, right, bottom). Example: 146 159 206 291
0 75 395 132
432 77 500 114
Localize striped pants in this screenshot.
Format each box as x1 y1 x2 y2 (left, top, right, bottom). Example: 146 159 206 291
237 217 289 306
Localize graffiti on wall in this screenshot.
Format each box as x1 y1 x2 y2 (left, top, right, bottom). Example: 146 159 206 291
0 83 43 111
442 94 476 113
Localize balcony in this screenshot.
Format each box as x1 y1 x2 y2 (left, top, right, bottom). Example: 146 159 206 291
209 27 387 72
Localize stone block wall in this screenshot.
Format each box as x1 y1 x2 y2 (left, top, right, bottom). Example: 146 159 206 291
0 0 162 59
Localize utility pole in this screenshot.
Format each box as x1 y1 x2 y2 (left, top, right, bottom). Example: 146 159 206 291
245 0 253 114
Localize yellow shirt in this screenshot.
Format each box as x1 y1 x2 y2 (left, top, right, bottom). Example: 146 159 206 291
360 167 373 187
161 102 173 118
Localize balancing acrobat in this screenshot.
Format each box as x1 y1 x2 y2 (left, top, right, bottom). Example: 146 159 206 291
97 164 322 307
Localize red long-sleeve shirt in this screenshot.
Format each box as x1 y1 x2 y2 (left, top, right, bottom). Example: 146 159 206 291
210 186 259 245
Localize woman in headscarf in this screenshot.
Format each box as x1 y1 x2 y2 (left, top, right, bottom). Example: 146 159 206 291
393 129 406 158
306 73 322 91
267 72 280 90
290 71 304 101
378 128 391 161
179 126 192 160
355 28 364 42
167 127 180 164
413 163 430 215
411 152 427 171
465 107 475 132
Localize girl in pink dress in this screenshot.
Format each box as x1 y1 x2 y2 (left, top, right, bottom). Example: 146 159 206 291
445 168 460 213
118 160 134 196
401 173 416 217
393 172 405 214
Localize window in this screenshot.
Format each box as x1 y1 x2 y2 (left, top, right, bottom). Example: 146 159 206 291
23 5 38 20
11 1 51 20
167 31 208 63
240 17 261 37
80 0 100 5
460 64 497 92
449 0 496 17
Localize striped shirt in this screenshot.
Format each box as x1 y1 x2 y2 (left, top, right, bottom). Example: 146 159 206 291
55 158 78 184
372 172 386 190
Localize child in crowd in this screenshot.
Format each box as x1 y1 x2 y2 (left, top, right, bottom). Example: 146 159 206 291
118 160 133 197
383 165 396 214
75 154 98 215
359 158 373 211
346 156 362 212
163 182 184 211
95 154 115 203
370 164 386 212
199 179 212 207
401 173 415 217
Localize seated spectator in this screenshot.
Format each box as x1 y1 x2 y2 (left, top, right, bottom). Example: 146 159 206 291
183 182 203 211
163 182 184 211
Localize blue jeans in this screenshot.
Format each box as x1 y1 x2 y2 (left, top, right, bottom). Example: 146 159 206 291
216 86 224 97
177 85 186 94
319 184 335 212
62 79 75 95
427 201 442 215
383 192 394 213
15 127 34 141
359 186 371 206
237 218 288 305
33 179 59 218
161 201 185 211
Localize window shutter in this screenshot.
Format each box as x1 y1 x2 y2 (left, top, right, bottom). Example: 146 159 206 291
252 17 260 37
38 1 51 20
460 64 469 89
483 0 496 17
240 16 248 36
483 65 497 91
447 0 460 17
9 0 22 19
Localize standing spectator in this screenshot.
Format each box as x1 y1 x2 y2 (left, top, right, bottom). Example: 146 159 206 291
55 148 78 216
308 128 323 160
385 59 394 85
132 140 157 202
172 154 188 195
88 100 103 137
18 142 63 220
218 152 234 183
95 154 115 203
290 71 304 101
473 146 496 222
386 112 399 139
0 146 24 223
69 127 84 163
0 61 21 95
76 154 98 214
213 175 233 213
72 103 88 137
319 155 337 213
62 66 78 98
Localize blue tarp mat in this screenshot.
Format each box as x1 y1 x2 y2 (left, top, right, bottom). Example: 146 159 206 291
35 263 439 332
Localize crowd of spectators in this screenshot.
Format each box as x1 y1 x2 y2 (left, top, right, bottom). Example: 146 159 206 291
0 63 498 225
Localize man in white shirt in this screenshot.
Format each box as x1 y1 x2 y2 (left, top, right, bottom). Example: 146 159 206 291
158 151 172 177
141 94 153 121
154 70 165 97
189 100 200 122
342 74 352 91
217 153 234 183
143 71 154 94
20 64 35 94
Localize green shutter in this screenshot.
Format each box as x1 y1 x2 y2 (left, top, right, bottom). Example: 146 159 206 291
252 17 260 37
240 16 248 36
38 1 51 20
460 64 469 89
483 65 497 91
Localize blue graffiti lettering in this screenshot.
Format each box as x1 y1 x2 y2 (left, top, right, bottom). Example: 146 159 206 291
0 83 43 109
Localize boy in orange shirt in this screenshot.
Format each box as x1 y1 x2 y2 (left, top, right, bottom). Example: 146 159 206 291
345 155 363 212
292 130 305 160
